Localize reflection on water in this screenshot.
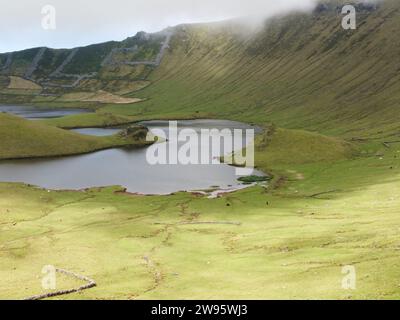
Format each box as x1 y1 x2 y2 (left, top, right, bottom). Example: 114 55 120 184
0 109 264 194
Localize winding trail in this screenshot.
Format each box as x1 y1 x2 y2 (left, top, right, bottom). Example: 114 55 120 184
23 268 96 300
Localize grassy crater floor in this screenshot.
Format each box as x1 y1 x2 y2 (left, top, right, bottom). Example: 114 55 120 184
0 136 399 299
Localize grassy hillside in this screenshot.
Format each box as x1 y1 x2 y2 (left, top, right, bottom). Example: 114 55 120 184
1 0 400 300
0 31 169 94
0 113 148 159
0 0 397 140
254 127 358 167
2 0 399 140
106 0 397 139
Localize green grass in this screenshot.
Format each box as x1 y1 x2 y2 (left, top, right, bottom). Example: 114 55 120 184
237 175 271 183
40 112 137 129
0 113 150 160
1 113 399 299
105 0 399 139
1 142 400 299
253 127 358 167
1 0 400 300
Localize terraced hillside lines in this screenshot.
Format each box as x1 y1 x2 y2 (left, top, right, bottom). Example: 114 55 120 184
24 47 47 79
0 53 12 73
44 48 98 88
49 48 79 78
125 32 173 66
42 73 97 89
101 47 139 67
155 32 173 66
101 31 174 68
0 29 172 93
70 74 92 88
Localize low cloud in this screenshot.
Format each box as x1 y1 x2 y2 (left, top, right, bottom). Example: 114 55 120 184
0 0 322 52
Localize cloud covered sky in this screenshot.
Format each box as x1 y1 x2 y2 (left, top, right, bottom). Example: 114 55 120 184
0 0 317 53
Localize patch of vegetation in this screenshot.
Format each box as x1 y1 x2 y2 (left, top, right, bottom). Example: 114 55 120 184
7 48 39 76
119 125 149 140
254 128 358 169
32 49 71 79
63 42 119 74
0 113 149 160
0 75 10 88
238 175 271 184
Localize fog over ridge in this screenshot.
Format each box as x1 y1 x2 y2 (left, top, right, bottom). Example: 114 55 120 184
0 0 321 52
0 0 385 53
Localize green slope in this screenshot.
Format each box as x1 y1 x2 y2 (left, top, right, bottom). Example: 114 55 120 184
2 0 400 300
112 0 398 139
0 113 148 159
254 127 358 166
2 0 399 140
0 31 168 90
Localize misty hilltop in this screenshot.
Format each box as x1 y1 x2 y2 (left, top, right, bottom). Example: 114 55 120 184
0 0 399 137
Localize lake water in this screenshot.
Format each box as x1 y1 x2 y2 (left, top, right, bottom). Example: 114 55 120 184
71 127 122 136
0 105 92 120
0 106 265 194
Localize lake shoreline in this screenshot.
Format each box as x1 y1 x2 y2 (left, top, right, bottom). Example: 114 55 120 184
0 141 153 162
0 107 267 195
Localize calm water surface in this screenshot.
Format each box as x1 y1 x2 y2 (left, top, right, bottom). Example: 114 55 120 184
0 105 92 120
71 127 122 136
0 106 264 194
